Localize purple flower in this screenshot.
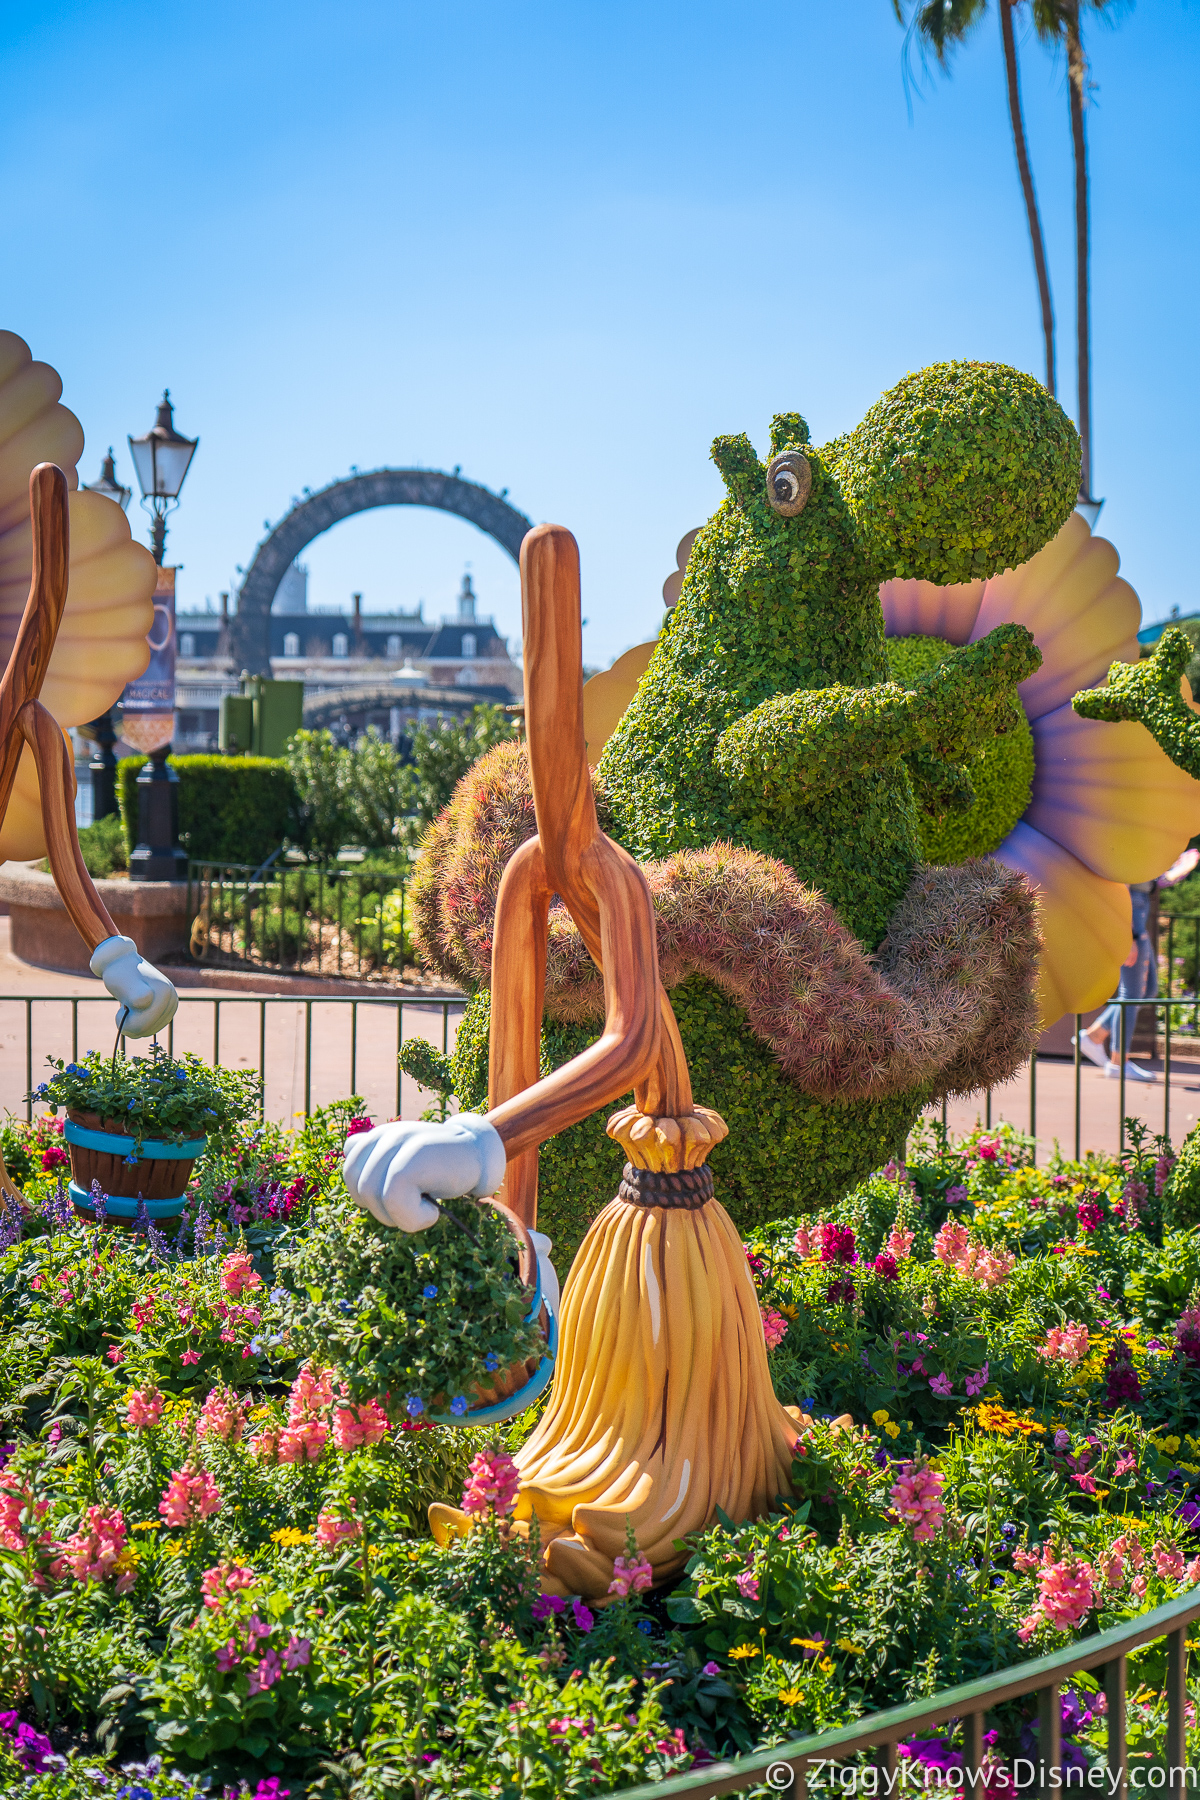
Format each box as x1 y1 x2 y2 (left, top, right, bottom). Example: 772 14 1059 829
702 1660 721 1676
1053 1429 1071 1453
899 1737 963 1773
532 1593 566 1622
944 1185 968 1207
12 1720 55 1772
929 1373 953 1397
571 1598 594 1632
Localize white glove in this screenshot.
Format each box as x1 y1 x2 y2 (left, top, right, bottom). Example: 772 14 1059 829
90 935 179 1040
342 1113 507 1234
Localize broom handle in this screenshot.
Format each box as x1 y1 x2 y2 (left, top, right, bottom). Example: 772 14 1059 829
486 525 692 1225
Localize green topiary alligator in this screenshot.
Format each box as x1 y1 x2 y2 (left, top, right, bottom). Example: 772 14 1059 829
410 361 1200 1264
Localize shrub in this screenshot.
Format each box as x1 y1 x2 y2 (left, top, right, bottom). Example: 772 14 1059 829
277 1189 545 1422
118 755 301 868
76 813 128 877
36 1044 263 1150
1166 1124 1200 1230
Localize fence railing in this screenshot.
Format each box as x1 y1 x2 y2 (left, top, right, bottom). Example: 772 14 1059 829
944 995 1195 1163
5 991 462 1125
614 1586 1200 1798
1161 910 1200 1006
185 857 410 979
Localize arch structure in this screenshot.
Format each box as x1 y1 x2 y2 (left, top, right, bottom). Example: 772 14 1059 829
230 468 534 674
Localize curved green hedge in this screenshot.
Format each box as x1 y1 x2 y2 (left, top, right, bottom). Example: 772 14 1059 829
118 755 302 868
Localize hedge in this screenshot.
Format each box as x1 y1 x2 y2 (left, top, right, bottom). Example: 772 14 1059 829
117 755 302 868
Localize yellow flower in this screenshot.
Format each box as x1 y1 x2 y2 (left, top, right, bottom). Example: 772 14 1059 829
729 1644 760 1660
872 1410 890 1427
818 1658 835 1673
791 1638 826 1652
1160 1436 1182 1456
835 1640 864 1655
271 1527 313 1547
885 1422 901 1439
130 1520 161 1532
777 1688 805 1706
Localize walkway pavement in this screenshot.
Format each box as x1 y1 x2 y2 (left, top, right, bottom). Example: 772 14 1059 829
0 920 1195 1157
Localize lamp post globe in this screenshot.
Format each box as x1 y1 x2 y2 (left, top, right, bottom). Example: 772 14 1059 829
82 447 132 512
126 392 198 882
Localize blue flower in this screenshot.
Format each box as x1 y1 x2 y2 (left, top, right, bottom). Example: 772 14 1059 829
422 1284 438 1299
637 1619 654 1634
484 1353 500 1372
801 1397 816 1411
249 1337 263 1355
127 1099 137 1110
450 1395 468 1416
406 1394 424 1416
33 1083 48 1099
270 1287 287 1303
124 1154 139 1166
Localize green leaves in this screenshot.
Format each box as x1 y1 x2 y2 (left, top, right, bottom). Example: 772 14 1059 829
36 1044 262 1150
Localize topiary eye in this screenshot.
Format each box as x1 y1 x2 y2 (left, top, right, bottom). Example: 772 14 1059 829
765 451 811 518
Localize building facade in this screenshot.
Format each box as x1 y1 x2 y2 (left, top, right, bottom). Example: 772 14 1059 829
173 566 521 749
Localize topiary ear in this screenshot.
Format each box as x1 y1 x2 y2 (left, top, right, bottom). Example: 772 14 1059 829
710 433 763 506
769 412 810 453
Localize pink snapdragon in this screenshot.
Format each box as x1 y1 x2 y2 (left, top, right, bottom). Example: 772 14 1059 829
886 1226 914 1262
59 1506 135 1593
200 1560 256 1610
461 1445 521 1518
1037 1555 1095 1632
159 1464 223 1526
125 1386 164 1429
793 1224 814 1258
1111 1533 1145 1571
1153 1544 1185 1582
332 1397 389 1451
287 1362 333 1423
220 1252 263 1297
933 1221 1014 1288
815 1222 857 1266
609 1554 654 1597
890 1461 946 1543
315 1506 361 1548
1155 1155 1176 1197
277 1420 328 1464
196 1384 247 1446
761 1308 789 1350
1041 1322 1090 1367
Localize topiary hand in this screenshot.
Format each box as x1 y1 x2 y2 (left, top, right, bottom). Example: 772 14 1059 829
716 623 1039 807
1072 628 1200 779
342 1113 507 1232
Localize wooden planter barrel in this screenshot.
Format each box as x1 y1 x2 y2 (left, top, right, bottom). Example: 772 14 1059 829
428 1198 557 1427
64 1109 206 1223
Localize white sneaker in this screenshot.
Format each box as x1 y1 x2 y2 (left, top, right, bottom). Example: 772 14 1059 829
1073 1032 1108 1070
1104 1060 1157 1083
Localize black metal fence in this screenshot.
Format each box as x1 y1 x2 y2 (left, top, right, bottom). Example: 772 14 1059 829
186 857 410 979
6 991 461 1125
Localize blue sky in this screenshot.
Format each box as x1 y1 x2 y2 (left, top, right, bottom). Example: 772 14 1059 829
2 1 1197 667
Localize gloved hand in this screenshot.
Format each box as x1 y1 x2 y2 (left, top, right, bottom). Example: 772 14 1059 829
89 934 179 1039
343 1114 507 1233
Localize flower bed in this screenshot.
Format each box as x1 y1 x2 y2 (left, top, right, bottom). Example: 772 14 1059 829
0 1100 1197 1794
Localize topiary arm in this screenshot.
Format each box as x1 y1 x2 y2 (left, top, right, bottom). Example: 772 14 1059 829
1072 628 1200 778
716 622 1039 805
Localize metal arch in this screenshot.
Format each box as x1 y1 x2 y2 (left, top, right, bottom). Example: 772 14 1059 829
229 468 534 674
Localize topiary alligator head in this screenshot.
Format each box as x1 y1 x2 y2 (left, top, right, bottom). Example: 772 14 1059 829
598 359 1081 948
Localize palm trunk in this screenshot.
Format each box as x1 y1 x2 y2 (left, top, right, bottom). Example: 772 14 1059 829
1065 3 1092 498
999 0 1055 396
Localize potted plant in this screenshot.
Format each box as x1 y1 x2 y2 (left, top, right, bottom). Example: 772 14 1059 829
33 1045 262 1223
279 1188 554 1426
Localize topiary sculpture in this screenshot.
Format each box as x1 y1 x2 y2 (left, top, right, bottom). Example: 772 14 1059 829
412 361 1200 1261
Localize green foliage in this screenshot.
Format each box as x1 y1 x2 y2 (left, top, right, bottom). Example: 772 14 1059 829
838 361 1079 584
286 706 517 859
599 361 1074 950
451 980 921 1265
1166 1122 1200 1229
73 813 127 877
884 634 1035 861
35 1044 262 1151
117 753 301 868
1074 627 1200 777
277 1189 545 1420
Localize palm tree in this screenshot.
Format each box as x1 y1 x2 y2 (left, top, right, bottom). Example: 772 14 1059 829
1029 1 1129 505
893 1 1056 396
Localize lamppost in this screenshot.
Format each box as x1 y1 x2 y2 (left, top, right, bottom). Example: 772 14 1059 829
126 393 199 881
128 392 198 566
80 450 133 821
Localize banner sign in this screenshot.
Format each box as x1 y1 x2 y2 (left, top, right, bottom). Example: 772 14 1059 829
122 565 176 714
